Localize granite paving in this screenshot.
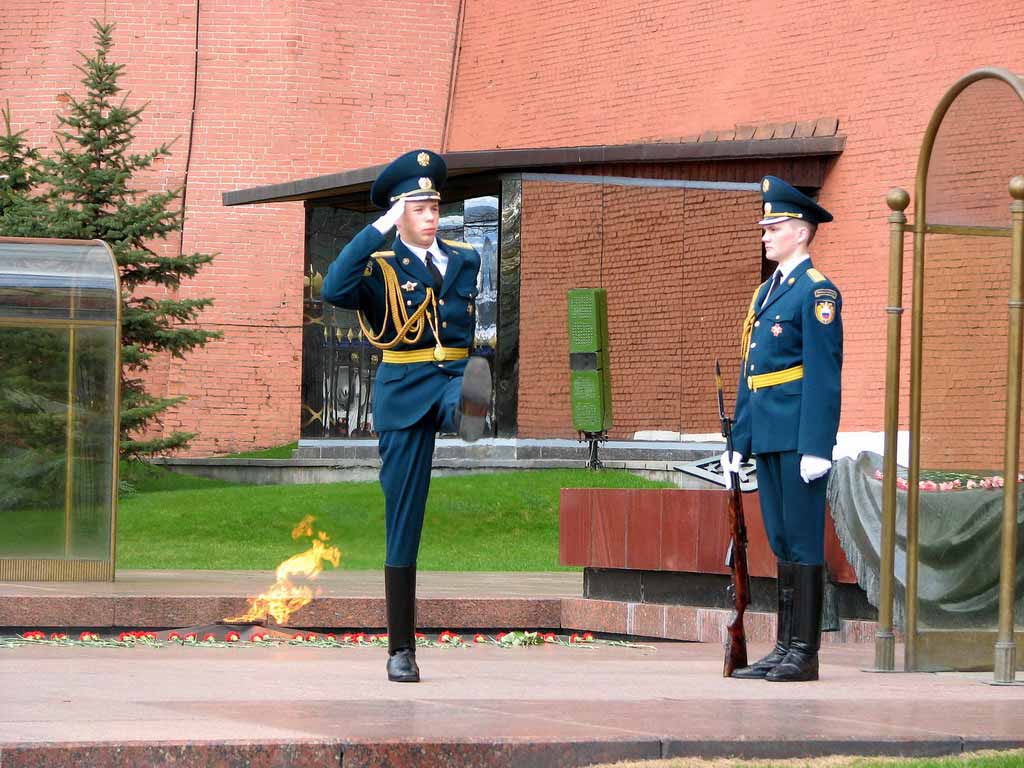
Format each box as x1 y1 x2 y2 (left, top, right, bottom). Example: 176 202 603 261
1 639 1022 767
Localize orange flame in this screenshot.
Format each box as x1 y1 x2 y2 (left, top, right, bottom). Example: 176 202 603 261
224 515 341 625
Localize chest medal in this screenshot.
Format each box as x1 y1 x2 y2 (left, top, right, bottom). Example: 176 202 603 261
771 323 783 337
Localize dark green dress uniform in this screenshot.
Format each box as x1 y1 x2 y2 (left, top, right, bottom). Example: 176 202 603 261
729 176 842 683
320 149 489 683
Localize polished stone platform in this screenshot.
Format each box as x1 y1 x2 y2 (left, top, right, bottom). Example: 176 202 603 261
0 570 875 645
1 640 1022 768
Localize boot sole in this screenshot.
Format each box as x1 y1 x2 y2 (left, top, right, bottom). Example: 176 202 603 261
458 356 491 443
388 673 420 683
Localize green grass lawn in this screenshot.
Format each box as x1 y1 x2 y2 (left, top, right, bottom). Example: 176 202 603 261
115 464 673 570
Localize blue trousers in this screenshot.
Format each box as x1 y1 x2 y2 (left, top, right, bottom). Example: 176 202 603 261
377 374 463 567
755 451 829 565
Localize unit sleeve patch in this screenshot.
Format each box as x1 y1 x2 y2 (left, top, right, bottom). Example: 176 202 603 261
814 299 837 324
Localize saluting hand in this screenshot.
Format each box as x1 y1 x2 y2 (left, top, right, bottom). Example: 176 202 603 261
372 198 406 233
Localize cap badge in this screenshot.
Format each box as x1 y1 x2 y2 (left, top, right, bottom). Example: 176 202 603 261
764 202 772 214
762 179 770 192
417 152 431 167
771 323 783 337
418 177 433 189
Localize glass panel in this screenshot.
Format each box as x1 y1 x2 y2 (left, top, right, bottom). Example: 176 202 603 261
0 241 118 323
0 325 71 557
69 326 117 559
913 230 1023 633
925 77 1024 228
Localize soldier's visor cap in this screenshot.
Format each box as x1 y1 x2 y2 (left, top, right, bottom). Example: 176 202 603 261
758 175 833 226
370 149 447 209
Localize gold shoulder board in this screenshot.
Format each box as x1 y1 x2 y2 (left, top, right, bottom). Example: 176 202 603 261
442 239 473 249
373 250 395 257
806 268 827 283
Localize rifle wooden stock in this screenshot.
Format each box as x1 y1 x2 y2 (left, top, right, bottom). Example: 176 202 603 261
723 474 751 677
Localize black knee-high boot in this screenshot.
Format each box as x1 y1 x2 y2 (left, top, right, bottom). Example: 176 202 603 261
385 565 420 683
766 563 823 682
731 561 795 679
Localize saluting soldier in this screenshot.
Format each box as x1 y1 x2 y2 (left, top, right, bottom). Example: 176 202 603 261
321 149 490 683
721 176 842 683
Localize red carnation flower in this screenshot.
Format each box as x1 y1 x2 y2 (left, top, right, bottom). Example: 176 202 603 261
184 633 198 642
226 631 240 642
168 632 182 642
543 632 557 643
341 633 353 643
325 633 337 642
582 632 595 642
306 633 319 642
292 633 305 641
570 633 581 643
203 633 216 642
474 633 487 643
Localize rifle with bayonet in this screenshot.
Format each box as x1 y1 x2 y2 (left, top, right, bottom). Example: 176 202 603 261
716 359 751 677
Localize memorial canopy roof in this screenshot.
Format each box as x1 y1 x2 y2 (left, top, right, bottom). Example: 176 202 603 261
223 119 844 211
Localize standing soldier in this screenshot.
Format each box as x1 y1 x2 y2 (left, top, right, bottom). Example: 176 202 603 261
321 149 490 683
721 176 842 682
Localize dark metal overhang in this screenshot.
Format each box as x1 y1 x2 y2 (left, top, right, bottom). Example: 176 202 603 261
223 134 845 210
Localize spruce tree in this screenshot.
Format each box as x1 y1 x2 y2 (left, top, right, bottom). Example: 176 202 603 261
1 20 220 457
0 102 43 232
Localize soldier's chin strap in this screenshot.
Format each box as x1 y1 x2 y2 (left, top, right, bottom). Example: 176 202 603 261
358 255 442 351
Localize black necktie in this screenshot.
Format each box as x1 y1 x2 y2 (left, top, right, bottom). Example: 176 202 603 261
425 251 443 291
762 270 782 307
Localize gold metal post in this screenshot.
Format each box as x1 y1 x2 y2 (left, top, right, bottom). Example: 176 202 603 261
875 187 910 672
994 175 1024 683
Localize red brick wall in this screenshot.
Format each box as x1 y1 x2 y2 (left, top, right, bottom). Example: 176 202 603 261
2 0 459 454
7 1 1024 457
447 0 1024 444
518 181 760 439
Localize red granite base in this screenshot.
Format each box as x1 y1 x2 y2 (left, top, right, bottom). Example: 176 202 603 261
560 597 883 644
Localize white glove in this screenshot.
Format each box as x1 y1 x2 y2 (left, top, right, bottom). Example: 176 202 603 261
800 454 832 483
371 199 405 233
720 451 743 485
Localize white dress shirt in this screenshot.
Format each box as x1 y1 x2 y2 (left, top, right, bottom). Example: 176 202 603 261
400 238 448 278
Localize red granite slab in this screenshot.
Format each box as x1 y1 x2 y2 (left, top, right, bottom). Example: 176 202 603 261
341 740 659 768
558 488 591 567
560 489 857 584
660 491 699 571
0 597 113 628
591 489 628 568
696 492 731 575
0 742 341 768
825 511 858 583
625 491 662 570
629 601 667 639
742 494 778 578
560 597 627 634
